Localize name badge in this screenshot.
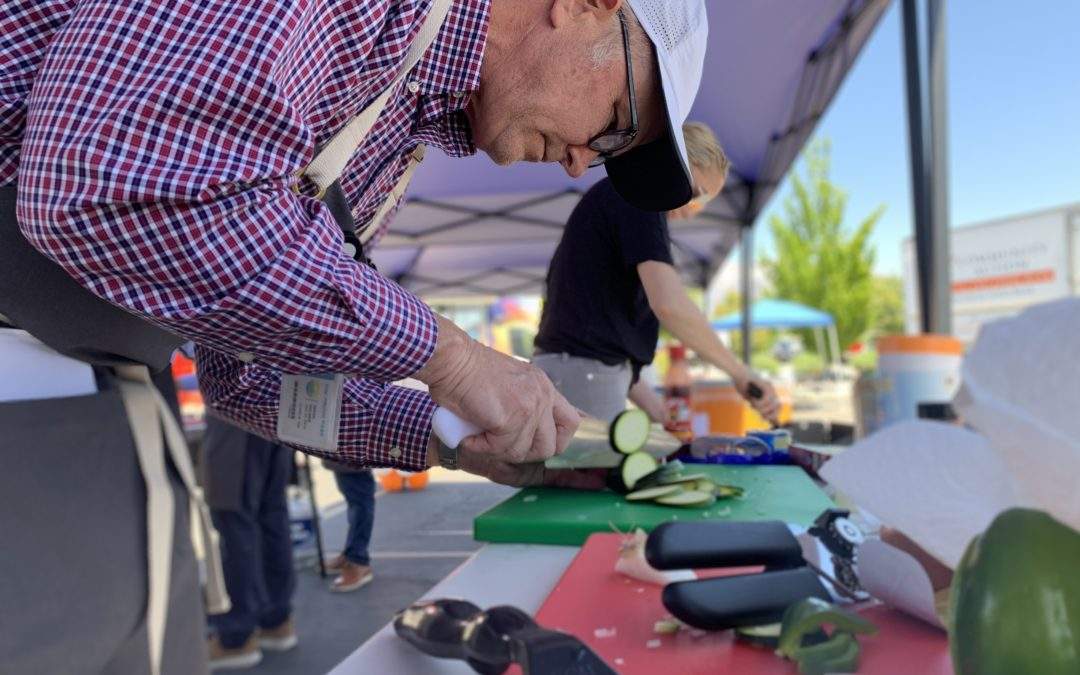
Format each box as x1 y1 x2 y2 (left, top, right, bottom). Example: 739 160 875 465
277 373 344 451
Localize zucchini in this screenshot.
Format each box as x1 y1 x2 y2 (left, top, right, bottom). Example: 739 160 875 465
716 485 745 499
632 460 685 490
625 485 684 501
736 623 829 650
610 409 651 454
735 623 782 648
693 478 717 493
616 452 659 492
655 490 716 508
655 472 710 486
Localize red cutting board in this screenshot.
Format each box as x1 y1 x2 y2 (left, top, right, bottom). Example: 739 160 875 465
534 533 953 675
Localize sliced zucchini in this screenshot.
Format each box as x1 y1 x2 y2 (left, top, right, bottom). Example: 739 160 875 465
610 409 651 454
715 485 745 499
620 451 659 492
633 460 686 490
655 490 716 508
655 472 710 486
693 479 717 493
735 623 782 648
625 485 684 501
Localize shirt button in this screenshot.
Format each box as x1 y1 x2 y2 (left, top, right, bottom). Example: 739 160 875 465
343 242 358 258
389 447 403 459
406 80 420 94
237 351 255 363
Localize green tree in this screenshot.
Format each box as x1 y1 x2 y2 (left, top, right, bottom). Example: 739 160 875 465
761 139 884 351
871 275 906 336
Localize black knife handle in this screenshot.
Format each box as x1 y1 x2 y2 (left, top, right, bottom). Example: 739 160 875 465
662 567 831 630
645 521 805 571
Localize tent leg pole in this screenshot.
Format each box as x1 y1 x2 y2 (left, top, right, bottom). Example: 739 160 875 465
829 325 841 365
814 327 826 362
927 0 952 334
740 226 754 366
901 0 933 334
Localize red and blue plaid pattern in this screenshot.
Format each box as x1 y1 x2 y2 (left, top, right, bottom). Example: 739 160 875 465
2 0 490 469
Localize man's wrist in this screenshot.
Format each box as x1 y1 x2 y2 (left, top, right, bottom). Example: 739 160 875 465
413 315 471 389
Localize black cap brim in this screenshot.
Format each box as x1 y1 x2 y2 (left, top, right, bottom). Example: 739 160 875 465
604 131 693 212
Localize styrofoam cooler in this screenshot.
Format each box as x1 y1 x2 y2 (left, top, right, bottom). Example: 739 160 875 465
873 335 963 430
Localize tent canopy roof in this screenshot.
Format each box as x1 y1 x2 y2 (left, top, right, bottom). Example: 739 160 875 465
371 0 891 298
712 299 835 330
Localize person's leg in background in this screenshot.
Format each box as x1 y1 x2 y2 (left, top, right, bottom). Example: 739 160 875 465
255 443 298 651
330 469 376 592
206 424 270 669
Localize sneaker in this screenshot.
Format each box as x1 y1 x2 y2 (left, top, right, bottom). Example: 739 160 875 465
331 562 374 593
208 635 262 671
326 553 347 572
258 617 298 652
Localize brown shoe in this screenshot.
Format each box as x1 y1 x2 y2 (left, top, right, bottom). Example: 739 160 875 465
208 634 262 671
331 562 374 593
326 553 347 572
258 617 298 652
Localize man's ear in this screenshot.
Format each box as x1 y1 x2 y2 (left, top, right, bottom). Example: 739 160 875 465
549 0 622 29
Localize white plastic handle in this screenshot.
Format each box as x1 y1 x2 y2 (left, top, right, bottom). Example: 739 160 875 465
431 407 482 449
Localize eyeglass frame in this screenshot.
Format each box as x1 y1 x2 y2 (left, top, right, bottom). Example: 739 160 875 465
587 10 639 168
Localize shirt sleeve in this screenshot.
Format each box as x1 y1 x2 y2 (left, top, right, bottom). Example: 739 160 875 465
196 346 436 470
614 205 675 268
15 0 436 383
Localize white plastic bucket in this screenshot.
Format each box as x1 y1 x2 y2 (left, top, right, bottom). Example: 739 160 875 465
874 335 963 429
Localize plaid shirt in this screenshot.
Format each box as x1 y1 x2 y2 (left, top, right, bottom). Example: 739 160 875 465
2 0 490 469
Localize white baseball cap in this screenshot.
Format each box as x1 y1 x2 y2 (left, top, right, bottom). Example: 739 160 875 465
604 0 709 211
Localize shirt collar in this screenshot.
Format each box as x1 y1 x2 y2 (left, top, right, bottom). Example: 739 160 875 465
409 0 490 155
412 0 490 101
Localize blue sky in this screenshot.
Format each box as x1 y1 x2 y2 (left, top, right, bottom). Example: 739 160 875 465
745 0 1080 276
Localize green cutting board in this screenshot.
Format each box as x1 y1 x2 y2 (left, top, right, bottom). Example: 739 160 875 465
473 465 834 546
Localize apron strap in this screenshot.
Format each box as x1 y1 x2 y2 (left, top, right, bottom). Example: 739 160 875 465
296 0 451 198
359 145 425 245
116 365 230 675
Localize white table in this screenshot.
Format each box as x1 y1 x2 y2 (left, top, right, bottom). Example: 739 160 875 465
328 544 578 674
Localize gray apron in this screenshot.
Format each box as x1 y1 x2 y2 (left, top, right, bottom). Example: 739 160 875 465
0 185 212 674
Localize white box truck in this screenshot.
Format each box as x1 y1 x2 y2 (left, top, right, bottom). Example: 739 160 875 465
903 203 1080 342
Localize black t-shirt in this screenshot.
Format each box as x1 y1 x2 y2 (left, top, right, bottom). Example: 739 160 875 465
535 178 673 373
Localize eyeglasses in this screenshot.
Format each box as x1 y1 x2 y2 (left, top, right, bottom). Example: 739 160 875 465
587 10 639 168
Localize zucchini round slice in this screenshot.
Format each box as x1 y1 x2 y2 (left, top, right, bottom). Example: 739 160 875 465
620 451 659 492
655 472 710 486
625 485 684 501
693 479 717 493
610 409 652 454
715 485 745 499
633 460 686 490
655 490 716 508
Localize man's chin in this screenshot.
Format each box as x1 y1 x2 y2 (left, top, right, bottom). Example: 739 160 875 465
479 142 518 167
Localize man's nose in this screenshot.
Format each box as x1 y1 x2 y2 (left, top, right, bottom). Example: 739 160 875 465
561 145 600 178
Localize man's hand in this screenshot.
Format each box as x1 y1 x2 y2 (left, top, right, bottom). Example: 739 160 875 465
415 315 580 464
734 372 781 426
